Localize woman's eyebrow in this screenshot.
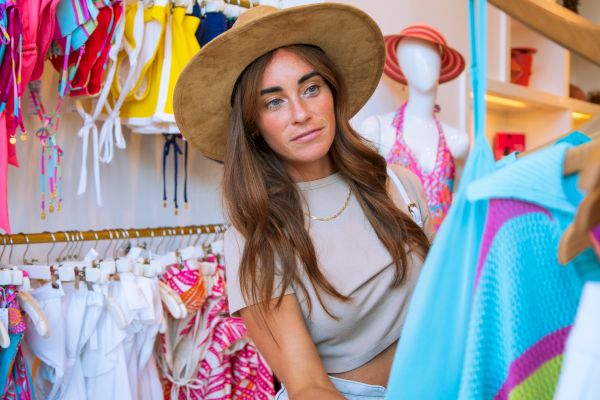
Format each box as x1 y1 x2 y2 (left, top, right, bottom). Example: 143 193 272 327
298 71 320 84
259 71 321 96
260 86 283 96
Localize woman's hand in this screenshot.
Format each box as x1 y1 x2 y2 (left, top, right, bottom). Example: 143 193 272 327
239 294 343 399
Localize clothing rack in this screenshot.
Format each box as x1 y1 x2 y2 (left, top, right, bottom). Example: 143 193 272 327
221 0 261 9
0 224 229 245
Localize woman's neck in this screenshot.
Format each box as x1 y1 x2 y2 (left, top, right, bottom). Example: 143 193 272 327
286 155 335 183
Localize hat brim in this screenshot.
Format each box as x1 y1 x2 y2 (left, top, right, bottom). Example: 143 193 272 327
383 34 465 85
174 3 385 162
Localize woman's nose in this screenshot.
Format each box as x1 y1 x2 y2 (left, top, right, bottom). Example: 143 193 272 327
290 98 310 124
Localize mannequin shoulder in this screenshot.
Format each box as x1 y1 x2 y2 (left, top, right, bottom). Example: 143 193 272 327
357 112 397 154
441 123 470 159
357 112 396 139
357 115 381 144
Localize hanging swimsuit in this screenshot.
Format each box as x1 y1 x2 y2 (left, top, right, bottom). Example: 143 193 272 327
118 0 168 129
17 0 41 93
150 4 199 129
89 0 142 192
0 286 34 400
81 280 133 400
74 0 125 207
51 283 104 400
1 0 27 166
50 1 122 97
51 0 99 53
0 0 24 233
195 9 226 46
386 102 455 231
156 257 211 399
0 111 8 233
134 273 163 400
161 258 207 312
29 0 60 81
24 283 66 399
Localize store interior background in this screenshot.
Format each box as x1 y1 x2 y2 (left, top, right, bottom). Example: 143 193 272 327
7 0 600 260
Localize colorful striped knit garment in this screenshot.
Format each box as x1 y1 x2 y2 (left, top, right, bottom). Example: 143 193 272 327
462 142 600 399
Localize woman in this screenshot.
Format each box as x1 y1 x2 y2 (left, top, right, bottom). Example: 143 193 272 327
173 4 435 399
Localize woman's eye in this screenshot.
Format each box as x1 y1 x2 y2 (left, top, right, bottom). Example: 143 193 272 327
305 84 320 96
266 98 283 110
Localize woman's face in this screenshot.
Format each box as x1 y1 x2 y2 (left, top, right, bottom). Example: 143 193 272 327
255 48 336 178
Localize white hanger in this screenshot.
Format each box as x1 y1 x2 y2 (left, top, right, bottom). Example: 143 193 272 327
0 269 11 286
17 291 50 338
0 273 11 348
205 0 225 13
0 319 9 349
159 281 187 319
71 231 128 329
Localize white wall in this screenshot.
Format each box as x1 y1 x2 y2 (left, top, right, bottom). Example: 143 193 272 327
6 0 471 252
9 71 225 236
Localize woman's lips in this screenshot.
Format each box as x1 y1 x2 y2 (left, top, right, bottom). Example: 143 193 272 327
291 127 323 143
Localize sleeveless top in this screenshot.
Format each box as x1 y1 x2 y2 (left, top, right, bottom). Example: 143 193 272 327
224 166 434 373
386 103 456 231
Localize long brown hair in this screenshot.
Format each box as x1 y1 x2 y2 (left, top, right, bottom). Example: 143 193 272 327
224 45 430 321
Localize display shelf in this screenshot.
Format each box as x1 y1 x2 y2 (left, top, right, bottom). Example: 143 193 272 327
487 78 600 116
509 19 569 98
485 2 599 152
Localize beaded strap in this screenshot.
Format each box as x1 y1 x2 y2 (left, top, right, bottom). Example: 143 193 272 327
28 33 81 219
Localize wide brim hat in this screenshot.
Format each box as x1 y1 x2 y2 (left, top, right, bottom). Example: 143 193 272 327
383 24 465 85
173 3 385 162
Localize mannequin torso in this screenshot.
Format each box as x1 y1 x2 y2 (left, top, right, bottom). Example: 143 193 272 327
360 111 468 174
359 37 468 174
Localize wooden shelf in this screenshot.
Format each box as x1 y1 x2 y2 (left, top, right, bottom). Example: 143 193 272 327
487 78 600 117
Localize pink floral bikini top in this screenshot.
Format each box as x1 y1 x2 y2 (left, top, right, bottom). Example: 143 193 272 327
386 103 455 231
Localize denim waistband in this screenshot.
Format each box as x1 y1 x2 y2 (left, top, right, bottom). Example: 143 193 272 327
275 375 386 399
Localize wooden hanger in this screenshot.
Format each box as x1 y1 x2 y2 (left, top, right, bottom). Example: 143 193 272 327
488 0 600 66
578 114 600 137
558 134 600 264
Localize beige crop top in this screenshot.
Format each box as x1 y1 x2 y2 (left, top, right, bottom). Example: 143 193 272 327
224 165 435 374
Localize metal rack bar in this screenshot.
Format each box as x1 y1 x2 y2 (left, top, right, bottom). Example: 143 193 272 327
0 224 229 245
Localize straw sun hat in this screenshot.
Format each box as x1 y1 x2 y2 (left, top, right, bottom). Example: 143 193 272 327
173 3 385 162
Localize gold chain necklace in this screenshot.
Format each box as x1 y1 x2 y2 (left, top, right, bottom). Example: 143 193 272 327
304 188 352 222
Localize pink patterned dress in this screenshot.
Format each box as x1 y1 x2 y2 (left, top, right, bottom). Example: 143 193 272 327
386 103 456 231
157 256 275 400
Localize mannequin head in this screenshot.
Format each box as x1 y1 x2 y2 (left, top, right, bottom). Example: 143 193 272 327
397 37 441 93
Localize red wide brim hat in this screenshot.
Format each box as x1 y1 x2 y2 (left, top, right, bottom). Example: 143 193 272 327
384 24 465 85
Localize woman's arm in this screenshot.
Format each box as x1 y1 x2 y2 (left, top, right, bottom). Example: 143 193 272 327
240 294 345 400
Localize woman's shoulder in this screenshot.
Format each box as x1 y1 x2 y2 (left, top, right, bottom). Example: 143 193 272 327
224 225 245 268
